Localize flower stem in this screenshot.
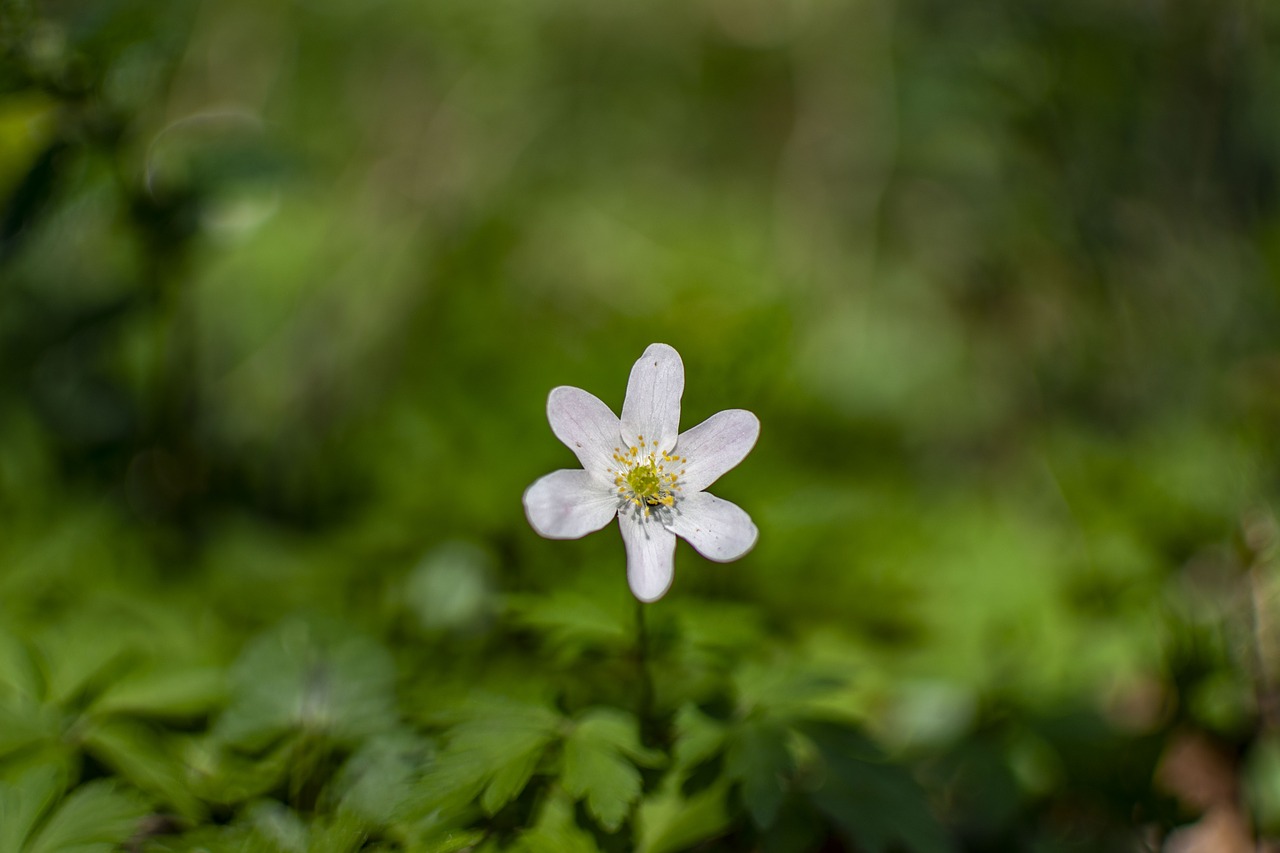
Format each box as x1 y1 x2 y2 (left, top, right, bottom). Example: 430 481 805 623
635 599 657 743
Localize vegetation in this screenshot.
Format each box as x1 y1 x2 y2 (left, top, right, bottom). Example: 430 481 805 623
1 0 1279 849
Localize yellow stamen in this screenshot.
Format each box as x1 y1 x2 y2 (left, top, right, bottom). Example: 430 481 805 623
609 437 683 514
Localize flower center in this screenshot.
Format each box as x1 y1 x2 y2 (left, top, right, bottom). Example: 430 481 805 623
611 436 686 517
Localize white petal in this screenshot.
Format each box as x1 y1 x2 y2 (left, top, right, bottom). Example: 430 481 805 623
665 491 757 562
523 470 619 539
675 409 760 492
620 343 684 453
619 513 677 602
547 386 621 477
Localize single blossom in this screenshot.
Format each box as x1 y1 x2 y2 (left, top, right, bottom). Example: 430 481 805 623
523 343 759 602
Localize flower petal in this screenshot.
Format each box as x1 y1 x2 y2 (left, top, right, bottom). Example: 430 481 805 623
665 491 757 562
619 513 677 602
620 343 684 453
523 470 619 539
547 386 621 477
675 409 760 492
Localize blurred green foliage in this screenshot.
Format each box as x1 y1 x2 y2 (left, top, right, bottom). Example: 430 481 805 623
2 0 1280 849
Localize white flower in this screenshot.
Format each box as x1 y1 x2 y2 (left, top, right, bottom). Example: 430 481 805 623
523 343 759 603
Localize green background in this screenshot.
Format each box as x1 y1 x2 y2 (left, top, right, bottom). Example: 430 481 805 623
1 0 1279 850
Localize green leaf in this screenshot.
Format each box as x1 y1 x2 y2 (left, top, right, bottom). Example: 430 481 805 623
406 542 497 632
184 735 296 807
0 630 40 700
24 780 148 853
415 700 561 818
81 718 203 820
756 796 826 853
407 828 487 853
672 704 726 770
0 765 62 852
36 622 134 710
0 697 60 761
88 666 225 720
507 592 631 656
799 720 952 853
307 812 368 853
239 802 368 853
333 731 432 826
733 660 846 719
243 800 308 853
561 708 663 832
481 745 546 816
724 718 793 829
216 620 398 751
636 774 731 853
511 787 600 853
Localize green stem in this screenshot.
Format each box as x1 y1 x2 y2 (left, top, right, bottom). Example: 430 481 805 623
635 600 656 743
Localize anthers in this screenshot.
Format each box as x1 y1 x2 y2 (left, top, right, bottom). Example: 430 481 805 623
610 435 686 517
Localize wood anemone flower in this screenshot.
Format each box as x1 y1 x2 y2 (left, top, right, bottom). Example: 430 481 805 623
523 343 759 602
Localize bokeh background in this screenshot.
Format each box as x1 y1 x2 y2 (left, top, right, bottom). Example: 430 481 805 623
2 0 1280 850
